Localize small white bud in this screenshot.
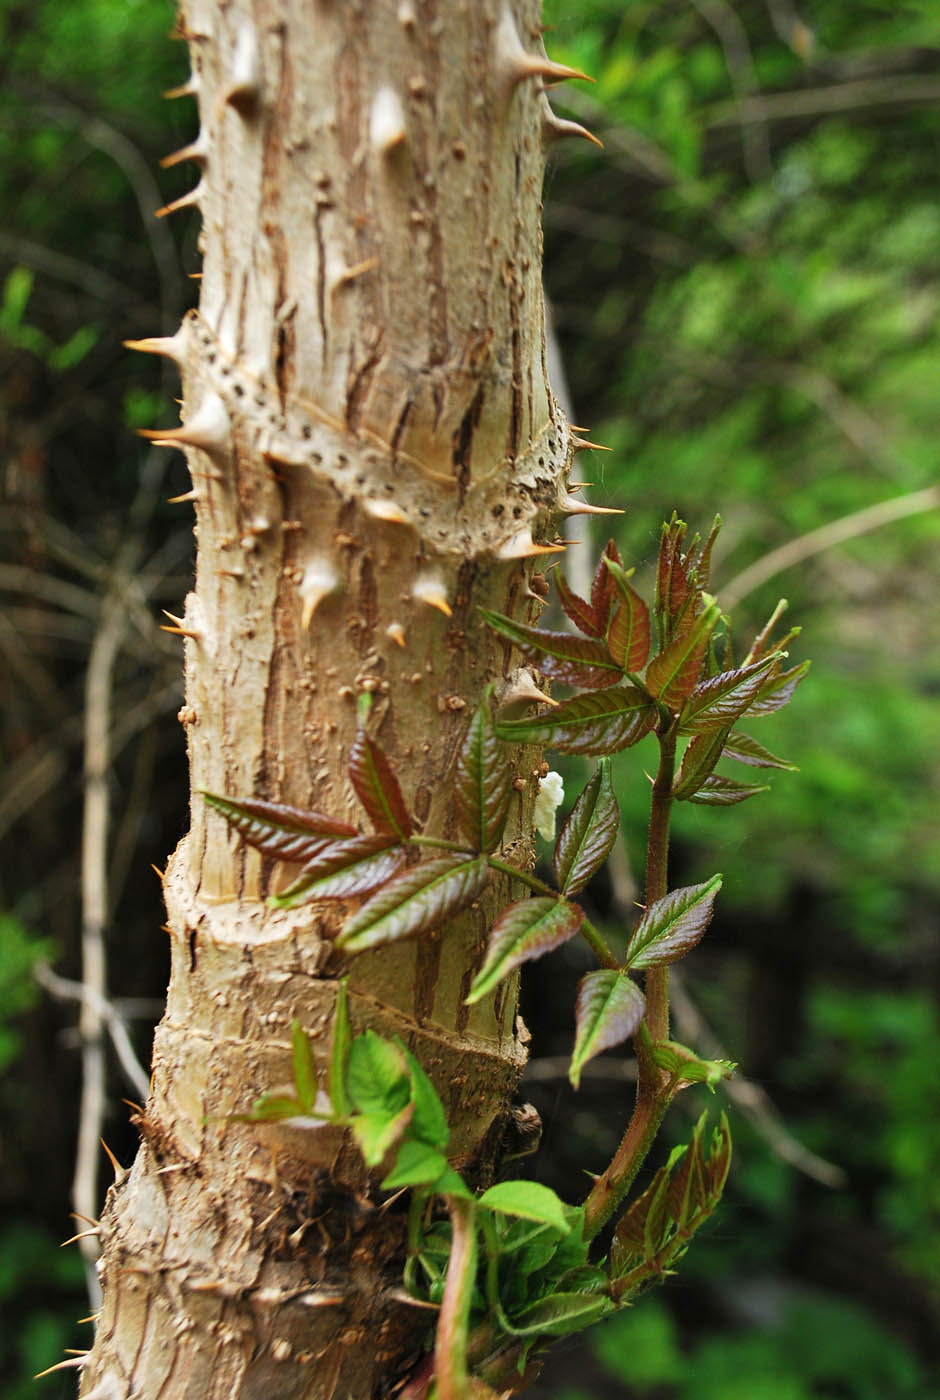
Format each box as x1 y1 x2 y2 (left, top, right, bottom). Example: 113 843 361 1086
534 771 564 842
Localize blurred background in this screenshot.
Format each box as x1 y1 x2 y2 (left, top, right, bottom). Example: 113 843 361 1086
0 1 937 1396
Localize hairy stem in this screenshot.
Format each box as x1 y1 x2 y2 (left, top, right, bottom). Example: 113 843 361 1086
436 1197 478 1400
582 728 678 1240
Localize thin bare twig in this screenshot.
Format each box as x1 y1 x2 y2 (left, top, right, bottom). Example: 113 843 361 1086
721 485 940 609
34 962 150 1102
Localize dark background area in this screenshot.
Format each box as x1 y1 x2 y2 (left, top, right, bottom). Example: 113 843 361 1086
1 2 937 1396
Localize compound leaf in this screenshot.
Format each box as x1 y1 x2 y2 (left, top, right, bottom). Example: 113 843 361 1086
269 836 406 907
349 730 413 838
570 971 646 1089
624 876 722 971
479 609 622 689
686 774 770 806
604 557 651 672
646 598 721 710
201 791 356 865
456 696 512 853
723 730 797 771
338 855 489 953
553 760 620 895
496 687 656 757
466 898 583 1004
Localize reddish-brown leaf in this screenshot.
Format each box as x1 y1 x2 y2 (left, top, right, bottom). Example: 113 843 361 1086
645 599 720 710
479 609 623 689
555 570 604 638
337 854 489 953
455 698 512 852
201 791 356 865
496 687 656 756
349 730 413 838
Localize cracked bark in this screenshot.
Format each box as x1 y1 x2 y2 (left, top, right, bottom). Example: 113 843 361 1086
82 3 582 1396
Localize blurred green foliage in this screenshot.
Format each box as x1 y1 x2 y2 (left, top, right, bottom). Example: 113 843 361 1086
0 0 937 1394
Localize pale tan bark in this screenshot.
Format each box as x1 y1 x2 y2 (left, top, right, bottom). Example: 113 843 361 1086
82 3 582 1396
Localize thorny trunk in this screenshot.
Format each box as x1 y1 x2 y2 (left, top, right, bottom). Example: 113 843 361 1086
81 3 589 1396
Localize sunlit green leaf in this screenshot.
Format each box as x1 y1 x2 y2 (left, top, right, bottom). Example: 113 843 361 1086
400 1044 449 1151
329 979 351 1118
381 1140 451 1190
290 1020 318 1114
479 1181 571 1233
346 1031 410 1117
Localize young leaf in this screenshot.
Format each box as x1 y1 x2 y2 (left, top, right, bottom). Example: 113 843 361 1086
590 539 623 634
649 1040 735 1090
346 1032 411 1119
201 792 356 864
645 598 721 710
496 687 656 757
508 1292 614 1338
466 898 583 1004
686 774 770 806
455 697 512 853
350 1101 414 1167
654 514 691 641
604 557 651 672
337 855 489 954
329 979 351 1118
678 655 780 734
570 971 646 1089
400 1044 449 1151
722 730 797 771
672 729 729 801
349 730 413 838
290 1020 318 1114
381 1139 452 1190
555 570 604 638
623 875 722 971
479 1181 571 1234
269 836 406 907
478 609 623 689
230 1092 307 1124
745 659 811 717
553 760 620 896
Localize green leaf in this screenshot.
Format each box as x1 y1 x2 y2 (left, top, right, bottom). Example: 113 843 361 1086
466 898 583 1004
604 557 652 672
400 1044 450 1151
350 1101 414 1167
678 655 780 734
456 696 512 853
496 687 656 757
554 761 620 895
479 609 623 689
337 855 489 953
290 1020 318 1114
746 659 811 716
231 1093 308 1124
381 1139 452 1190
645 598 721 709
570 971 646 1089
346 1031 410 1117
201 791 356 864
348 730 413 838
555 570 604 638
509 1292 614 1337
722 730 797 771
686 774 770 805
269 836 406 907
649 1040 735 1089
329 979 351 1118
623 876 722 971
479 1181 571 1234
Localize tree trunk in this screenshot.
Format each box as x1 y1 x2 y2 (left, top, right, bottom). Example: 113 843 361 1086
81 2 580 1395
